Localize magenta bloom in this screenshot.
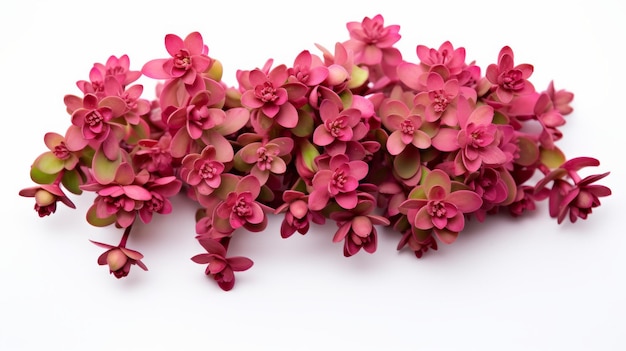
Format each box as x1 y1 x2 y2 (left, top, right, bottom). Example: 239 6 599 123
191 238 253 291
536 157 611 224
274 190 325 238
19 184 76 217
32 132 79 175
142 32 212 94
137 176 182 224
91 240 148 279
312 99 362 154
486 46 535 103
344 14 402 66
215 175 266 231
399 169 482 244
288 50 329 87
330 195 390 257
167 87 226 140
413 72 460 124
181 146 226 196
308 154 368 211
240 65 307 128
417 41 467 77
238 137 294 185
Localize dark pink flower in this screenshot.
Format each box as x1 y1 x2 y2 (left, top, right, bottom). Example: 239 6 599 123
167 88 226 140
31 132 79 175
417 41 467 77
91 239 147 279
546 81 574 115
536 157 611 224
397 229 438 259
344 14 401 66
142 32 212 95
132 134 174 176
103 77 151 125
330 195 390 257
399 169 482 244
19 183 76 217
413 72 460 125
274 190 325 238
486 46 535 103
308 154 368 211
191 238 253 291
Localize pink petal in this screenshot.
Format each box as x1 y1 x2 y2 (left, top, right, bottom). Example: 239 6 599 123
332 222 351 242
335 191 358 209
432 128 460 152
247 202 265 224
387 130 407 155
313 126 335 146
141 58 169 79
446 190 482 213
434 228 458 244
165 34 185 56
228 257 254 272
414 207 434 230
274 103 299 128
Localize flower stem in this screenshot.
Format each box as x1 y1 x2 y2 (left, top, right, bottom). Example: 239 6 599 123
119 225 133 248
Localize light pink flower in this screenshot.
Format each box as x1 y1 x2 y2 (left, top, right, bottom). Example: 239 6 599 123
344 14 402 66
379 98 431 155
312 99 362 154
413 72 460 125
238 137 294 184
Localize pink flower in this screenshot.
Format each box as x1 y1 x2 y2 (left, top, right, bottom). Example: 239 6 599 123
214 175 266 232
312 99 363 154
181 146 226 196
191 238 253 291
103 77 151 125
432 98 507 173
308 154 368 211
91 240 148 279
399 169 482 244
274 190 325 238
241 65 307 128
417 41 467 77
137 176 182 224
287 50 329 87
132 134 174 176
31 132 80 175
486 46 535 103
413 72 461 124
379 98 431 155
397 229 438 259
142 32 212 95
19 183 76 217
536 157 611 224
167 88 226 140
330 195 390 257
344 14 401 66
237 137 293 185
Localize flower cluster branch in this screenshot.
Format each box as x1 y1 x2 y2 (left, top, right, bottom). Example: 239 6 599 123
20 14 611 290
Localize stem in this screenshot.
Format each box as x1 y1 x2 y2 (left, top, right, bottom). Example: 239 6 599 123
119 225 133 248
53 170 65 185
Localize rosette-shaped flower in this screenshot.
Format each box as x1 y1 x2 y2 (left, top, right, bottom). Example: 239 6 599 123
287 50 329 88
241 64 307 129
399 169 482 244
180 145 228 196
78 55 141 95
191 238 253 291
91 240 147 279
137 176 182 224
132 134 174 176
344 14 401 66
312 99 363 155
379 98 431 155
274 190 325 238
330 195 390 257
486 46 535 103
31 132 80 176
417 41 467 77
65 93 127 160
142 32 212 95
19 183 76 217
213 175 267 233
82 164 153 228
103 76 151 125
413 72 461 125
308 154 368 211
236 137 293 185
432 98 507 174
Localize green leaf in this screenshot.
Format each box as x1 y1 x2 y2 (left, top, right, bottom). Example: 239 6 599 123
516 136 539 166
62 169 83 195
291 109 314 137
394 146 421 179
34 152 64 174
540 146 566 169
92 146 122 185
30 165 57 184
86 205 116 227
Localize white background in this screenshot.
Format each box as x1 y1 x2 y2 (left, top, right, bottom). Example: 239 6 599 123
2 1 625 350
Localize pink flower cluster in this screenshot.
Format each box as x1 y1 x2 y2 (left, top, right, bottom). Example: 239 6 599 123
20 15 611 291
